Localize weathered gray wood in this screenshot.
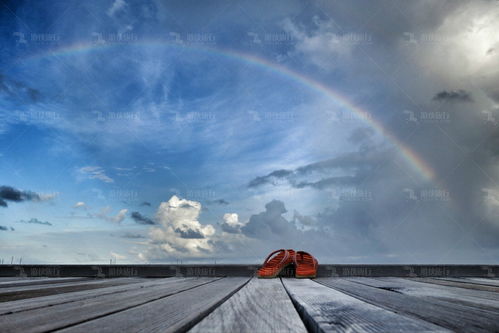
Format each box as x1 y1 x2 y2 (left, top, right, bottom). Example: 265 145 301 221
0 277 136 293
0 277 143 302
0 278 175 315
58 277 249 333
0 277 219 332
318 278 499 333
436 277 499 287
412 277 499 293
370 277 499 308
0 277 88 288
282 278 447 333
189 278 306 333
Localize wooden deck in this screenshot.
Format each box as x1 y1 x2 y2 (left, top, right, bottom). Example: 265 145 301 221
0 274 498 332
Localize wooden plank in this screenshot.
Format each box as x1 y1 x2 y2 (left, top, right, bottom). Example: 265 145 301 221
412 277 499 293
0 277 89 288
0 278 125 293
0 277 143 302
190 278 306 333
0 277 220 333
58 277 249 333
436 277 499 287
317 278 499 333
369 278 499 309
0 278 177 315
282 278 447 333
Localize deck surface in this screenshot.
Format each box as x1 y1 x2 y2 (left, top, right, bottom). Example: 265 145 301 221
0 276 498 332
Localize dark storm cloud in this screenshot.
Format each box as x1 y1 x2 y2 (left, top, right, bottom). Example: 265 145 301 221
174 226 205 239
0 186 42 207
130 211 155 225
179 202 196 209
248 169 293 188
18 218 52 226
220 222 240 234
0 226 9 231
241 200 299 239
295 176 358 189
432 90 473 103
206 199 229 205
248 147 386 190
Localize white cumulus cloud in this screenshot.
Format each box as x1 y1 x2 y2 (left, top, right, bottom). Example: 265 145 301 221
142 195 216 258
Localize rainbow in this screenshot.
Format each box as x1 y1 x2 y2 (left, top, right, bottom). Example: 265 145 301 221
23 40 437 182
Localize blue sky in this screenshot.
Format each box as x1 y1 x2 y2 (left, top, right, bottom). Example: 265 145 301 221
1 0 499 264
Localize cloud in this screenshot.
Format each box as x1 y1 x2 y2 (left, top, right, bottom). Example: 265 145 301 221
107 0 127 16
248 169 293 188
141 195 216 258
282 16 358 71
292 210 316 226
0 186 53 207
432 90 473 103
130 211 155 225
95 207 128 223
248 146 386 190
0 226 10 231
220 213 244 233
18 218 52 226
174 227 205 239
0 73 41 103
242 200 297 239
73 201 86 209
78 166 114 183
206 199 230 205
121 232 146 239
140 201 151 206
110 251 127 260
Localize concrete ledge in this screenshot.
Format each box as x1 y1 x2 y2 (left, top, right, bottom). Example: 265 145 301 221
1 264 498 278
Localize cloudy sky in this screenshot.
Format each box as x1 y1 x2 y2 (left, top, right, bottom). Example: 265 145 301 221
1 0 499 264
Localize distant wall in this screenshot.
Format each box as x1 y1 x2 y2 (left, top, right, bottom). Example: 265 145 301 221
1 264 498 278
